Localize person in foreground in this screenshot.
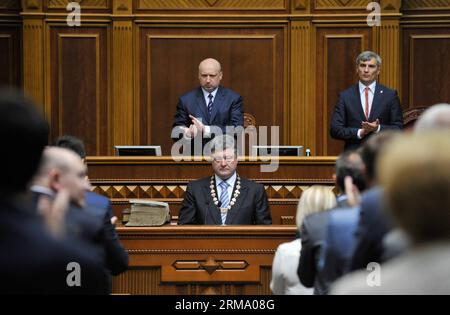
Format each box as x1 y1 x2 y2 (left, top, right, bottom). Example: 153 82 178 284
330 51 403 151
270 185 336 295
331 132 450 294
178 135 271 225
0 88 108 294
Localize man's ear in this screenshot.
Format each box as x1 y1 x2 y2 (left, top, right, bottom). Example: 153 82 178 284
48 169 61 191
332 173 337 184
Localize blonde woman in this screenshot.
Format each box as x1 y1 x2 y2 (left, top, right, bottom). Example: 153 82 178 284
270 185 336 295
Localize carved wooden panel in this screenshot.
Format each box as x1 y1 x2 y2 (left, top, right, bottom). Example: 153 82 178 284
315 27 372 155
402 28 450 110
87 157 337 223
0 27 21 87
112 226 295 295
0 0 20 10
402 0 450 10
137 0 287 11
314 0 374 10
49 26 110 155
47 0 110 9
138 26 287 155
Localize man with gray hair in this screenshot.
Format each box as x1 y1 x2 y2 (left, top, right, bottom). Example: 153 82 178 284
330 51 403 151
414 103 450 132
178 135 271 225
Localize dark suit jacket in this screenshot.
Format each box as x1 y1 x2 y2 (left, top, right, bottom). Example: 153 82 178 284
0 198 108 294
31 190 128 284
172 86 244 136
330 83 403 150
85 191 129 276
297 197 348 295
178 176 272 225
349 187 392 271
320 206 359 292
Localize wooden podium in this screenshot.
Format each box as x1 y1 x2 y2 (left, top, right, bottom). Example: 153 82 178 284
112 225 296 295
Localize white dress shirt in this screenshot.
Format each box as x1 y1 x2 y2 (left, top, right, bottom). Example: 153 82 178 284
357 81 381 139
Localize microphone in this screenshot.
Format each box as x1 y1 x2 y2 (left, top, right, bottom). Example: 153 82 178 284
217 201 222 207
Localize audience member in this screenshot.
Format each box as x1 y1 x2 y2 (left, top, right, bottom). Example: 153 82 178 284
271 185 336 295
332 132 450 294
297 150 366 294
0 88 108 294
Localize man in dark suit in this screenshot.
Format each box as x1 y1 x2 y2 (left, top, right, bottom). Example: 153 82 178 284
172 58 244 155
297 150 366 295
178 135 271 225
53 135 129 275
330 51 403 151
0 88 108 294
31 146 128 291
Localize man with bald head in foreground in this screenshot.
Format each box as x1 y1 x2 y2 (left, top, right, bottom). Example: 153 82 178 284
172 58 244 151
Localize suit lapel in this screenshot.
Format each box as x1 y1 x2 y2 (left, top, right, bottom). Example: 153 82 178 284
353 84 367 121
209 86 224 123
196 88 210 125
224 181 248 225
202 184 221 225
369 84 384 121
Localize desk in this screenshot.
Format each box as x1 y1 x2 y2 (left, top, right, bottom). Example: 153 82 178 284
87 156 336 225
112 225 297 295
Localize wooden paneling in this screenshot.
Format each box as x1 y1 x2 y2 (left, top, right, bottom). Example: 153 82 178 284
138 26 287 155
135 0 288 12
315 27 371 156
402 28 450 109
5 0 449 157
86 156 337 224
49 26 110 155
112 226 296 295
0 26 21 88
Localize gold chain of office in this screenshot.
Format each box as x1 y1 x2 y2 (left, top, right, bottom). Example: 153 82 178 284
210 175 241 211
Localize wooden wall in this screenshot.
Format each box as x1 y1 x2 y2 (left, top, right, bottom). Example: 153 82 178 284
1 0 449 155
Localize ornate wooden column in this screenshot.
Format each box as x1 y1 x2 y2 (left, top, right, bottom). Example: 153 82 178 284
290 0 315 154
376 0 402 91
112 0 135 146
21 0 45 113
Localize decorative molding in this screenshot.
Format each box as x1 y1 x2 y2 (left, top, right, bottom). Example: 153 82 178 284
315 0 373 10
402 0 450 10
128 249 275 254
294 0 307 10
381 0 400 11
90 183 334 199
113 0 131 13
173 258 248 274
137 0 287 10
48 0 110 9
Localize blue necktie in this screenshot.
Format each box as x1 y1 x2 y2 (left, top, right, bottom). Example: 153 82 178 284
207 94 213 116
219 181 229 225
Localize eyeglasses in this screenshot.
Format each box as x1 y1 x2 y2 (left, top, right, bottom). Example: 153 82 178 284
213 156 235 163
